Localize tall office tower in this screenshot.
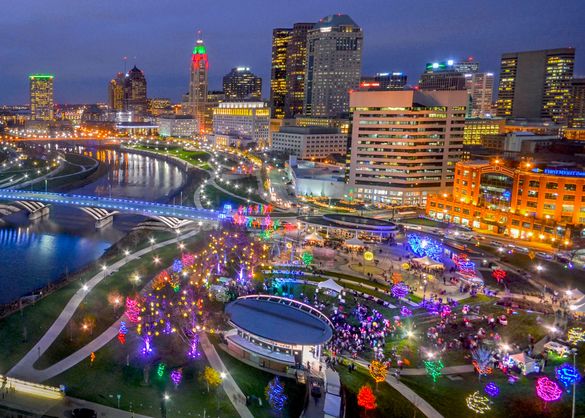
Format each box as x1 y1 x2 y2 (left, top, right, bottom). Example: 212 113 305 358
348 90 467 205
419 59 478 91
284 23 314 118
466 72 494 117
29 74 54 121
108 72 125 111
360 72 407 90
270 28 292 118
495 48 575 123
124 66 148 115
569 78 585 128
189 36 209 133
304 14 363 117
223 67 262 101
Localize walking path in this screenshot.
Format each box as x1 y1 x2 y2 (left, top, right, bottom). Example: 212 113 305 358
199 333 254 418
8 229 200 382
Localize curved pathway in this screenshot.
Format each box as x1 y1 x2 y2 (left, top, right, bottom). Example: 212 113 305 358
8 229 200 381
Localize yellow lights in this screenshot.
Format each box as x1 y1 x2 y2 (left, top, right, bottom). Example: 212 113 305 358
0 375 63 400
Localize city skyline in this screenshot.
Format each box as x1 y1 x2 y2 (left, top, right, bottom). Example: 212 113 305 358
1 0 584 104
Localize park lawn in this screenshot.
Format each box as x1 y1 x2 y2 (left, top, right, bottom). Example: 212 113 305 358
0 229 173 373
47 335 238 418
212 337 306 418
401 218 448 229
201 184 251 209
335 362 420 418
401 361 585 418
34 232 204 369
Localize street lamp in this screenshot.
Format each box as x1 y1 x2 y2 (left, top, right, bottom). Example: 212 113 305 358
571 348 578 418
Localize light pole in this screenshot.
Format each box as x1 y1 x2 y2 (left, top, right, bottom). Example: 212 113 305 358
571 348 578 418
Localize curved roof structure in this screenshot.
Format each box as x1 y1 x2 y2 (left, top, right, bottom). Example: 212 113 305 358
315 14 358 29
225 295 333 346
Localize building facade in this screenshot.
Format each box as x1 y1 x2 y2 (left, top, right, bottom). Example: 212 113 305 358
284 23 314 118
189 37 209 133
212 102 269 148
348 90 467 205
223 67 262 101
426 160 583 243
569 78 585 129
360 73 407 91
148 98 172 116
158 115 197 138
270 28 292 119
124 66 148 116
271 126 347 160
30 74 54 121
466 72 494 117
496 48 575 123
304 14 363 117
108 72 125 112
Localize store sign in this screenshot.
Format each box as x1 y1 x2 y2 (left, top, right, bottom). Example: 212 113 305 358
542 169 585 178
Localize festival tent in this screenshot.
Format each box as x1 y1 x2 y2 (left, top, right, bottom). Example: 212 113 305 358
304 232 324 242
567 288 585 301
318 278 344 294
507 352 539 375
344 236 365 247
412 256 444 269
569 302 585 315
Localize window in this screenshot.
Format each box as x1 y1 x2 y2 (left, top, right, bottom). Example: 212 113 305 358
564 184 577 191
528 190 538 197
546 182 558 190
529 181 540 188
563 195 575 201
544 203 556 210
526 201 537 208
544 193 558 200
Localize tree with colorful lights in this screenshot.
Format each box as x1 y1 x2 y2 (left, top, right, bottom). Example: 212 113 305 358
265 376 287 416
567 327 585 345
369 360 388 391
424 360 444 383
391 282 409 299
301 251 313 267
484 382 499 397
471 347 493 380
466 391 491 414
555 363 581 391
357 385 377 415
491 269 506 284
202 366 221 393
536 376 563 408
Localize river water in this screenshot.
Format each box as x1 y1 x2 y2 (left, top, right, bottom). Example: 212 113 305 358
0 145 185 304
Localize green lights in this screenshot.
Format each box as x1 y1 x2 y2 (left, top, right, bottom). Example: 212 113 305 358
192 45 206 55
29 74 54 79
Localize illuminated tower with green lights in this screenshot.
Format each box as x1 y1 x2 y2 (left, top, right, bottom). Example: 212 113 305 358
189 34 209 134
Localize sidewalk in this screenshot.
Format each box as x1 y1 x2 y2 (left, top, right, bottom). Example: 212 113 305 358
9 229 200 382
199 333 254 418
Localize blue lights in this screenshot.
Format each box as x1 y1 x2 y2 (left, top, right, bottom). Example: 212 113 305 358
407 233 443 261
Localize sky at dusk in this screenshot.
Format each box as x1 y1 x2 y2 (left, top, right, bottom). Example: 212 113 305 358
1 0 584 105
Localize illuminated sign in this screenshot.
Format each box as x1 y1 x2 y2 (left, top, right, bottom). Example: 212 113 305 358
542 169 585 178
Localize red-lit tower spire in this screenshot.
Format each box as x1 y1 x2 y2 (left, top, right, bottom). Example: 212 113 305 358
189 31 209 134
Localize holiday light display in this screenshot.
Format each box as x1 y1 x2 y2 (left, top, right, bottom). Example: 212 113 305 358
301 251 313 267
391 272 403 284
172 259 183 273
125 297 140 323
157 362 166 378
369 360 388 388
492 269 506 283
567 327 585 345
555 363 581 389
357 385 377 412
466 391 491 414
170 368 183 388
440 305 451 318
364 251 374 261
391 282 409 298
453 253 475 276
407 234 443 261
265 376 287 413
118 321 128 345
484 382 499 397
424 360 444 383
400 306 412 317
471 347 493 378
188 334 201 359
536 377 562 402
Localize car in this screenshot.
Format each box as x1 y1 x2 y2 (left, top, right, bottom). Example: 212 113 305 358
72 409 97 418
310 382 322 398
536 251 553 260
491 240 501 246
516 247 530 254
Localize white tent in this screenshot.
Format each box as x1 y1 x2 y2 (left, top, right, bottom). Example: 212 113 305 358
570 302 585 315
304 232 324 242
567 288 585 301
508 352 539 375
412 256 444 269
318 278 344 294
344 236 364 247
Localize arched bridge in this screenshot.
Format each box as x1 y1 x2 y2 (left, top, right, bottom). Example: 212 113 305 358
0 190 219 229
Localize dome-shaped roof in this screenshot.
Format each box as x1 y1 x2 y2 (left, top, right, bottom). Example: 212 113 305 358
314 14 358 29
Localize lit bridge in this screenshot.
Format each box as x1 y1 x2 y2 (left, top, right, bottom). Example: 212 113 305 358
0 190 220 230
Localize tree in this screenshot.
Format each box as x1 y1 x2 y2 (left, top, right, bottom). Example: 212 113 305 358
357 385 377 416
471 347 493 381
368 360 388 391
201 366 222 392
424 360 444 383
265 376 287 415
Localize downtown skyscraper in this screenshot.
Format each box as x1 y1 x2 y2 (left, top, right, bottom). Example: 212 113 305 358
29 74 54 121
223 67 262 101
495 48 575 123
123 65 148 116
269 22 314 118
189 36 209 133
108 72 125 112
304 14 362 118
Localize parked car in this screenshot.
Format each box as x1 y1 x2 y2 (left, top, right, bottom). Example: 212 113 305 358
536 251 553 260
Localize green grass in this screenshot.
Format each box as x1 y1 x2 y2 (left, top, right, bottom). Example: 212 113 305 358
212 337 306 418
35 233 205 369
47 335 238 417
335 362 420 418
401 218 448 228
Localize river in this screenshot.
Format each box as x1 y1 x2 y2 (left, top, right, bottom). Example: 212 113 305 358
0 144 185 304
